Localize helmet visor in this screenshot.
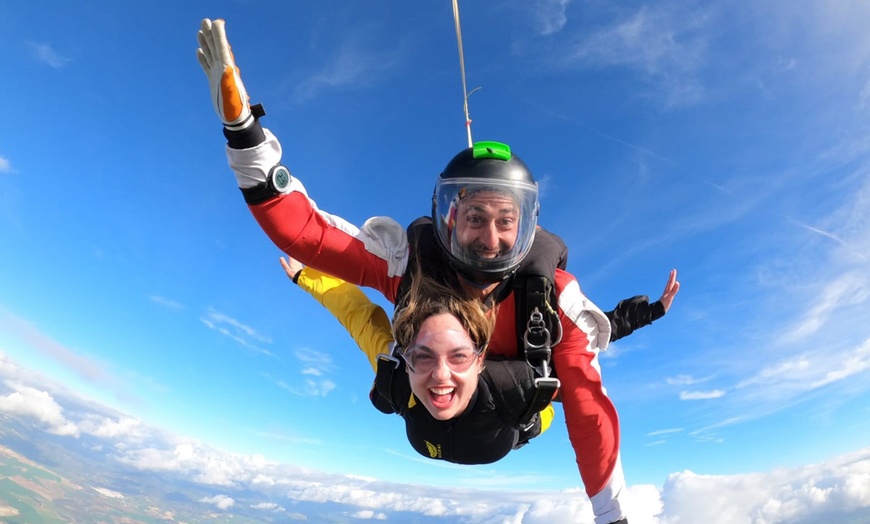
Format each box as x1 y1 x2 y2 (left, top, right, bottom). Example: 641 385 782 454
433 177 539 279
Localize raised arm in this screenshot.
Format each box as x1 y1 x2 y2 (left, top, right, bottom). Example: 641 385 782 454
196 19 408 302
606 268 680 342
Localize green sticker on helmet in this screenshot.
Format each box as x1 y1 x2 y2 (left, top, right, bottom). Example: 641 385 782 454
472 141 511 161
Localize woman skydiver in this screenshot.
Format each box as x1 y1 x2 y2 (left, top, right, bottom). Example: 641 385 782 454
281 255 555 465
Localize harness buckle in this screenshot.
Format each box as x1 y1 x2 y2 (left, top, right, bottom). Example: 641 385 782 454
376 348 402 370
516 376 561 430
523 307 554 378
534 376 561 393
523 307 551 349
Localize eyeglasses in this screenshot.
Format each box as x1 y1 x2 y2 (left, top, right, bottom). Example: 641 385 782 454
400 347 483 374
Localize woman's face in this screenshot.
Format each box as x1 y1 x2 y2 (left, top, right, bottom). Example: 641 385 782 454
404 312 483 421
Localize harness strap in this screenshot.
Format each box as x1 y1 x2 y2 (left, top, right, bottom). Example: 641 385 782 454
371 344 405 414
518 377 559 428
515 276 561 376
513 274 562 411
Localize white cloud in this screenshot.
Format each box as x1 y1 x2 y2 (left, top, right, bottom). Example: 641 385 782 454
93 487 124 499
79 414 146 440
794 221 866 261
3 363 869 524
274 376 336 398
251 501 285 511
533 0 571 36
782 271 870 343
93 430 870 518
735 338 870 401
202 309 271 343
200 308 274 356
115 437 282 488
646 429 682 437
200 494 235 510
561 5 708 107
267 347 337 397
0 383 79 437
281 479 481 516
246 451 870 523
679 389 726 400
149 295 184 311
295 44 400 101
0 356 155 443
350 510 387 520
0 156 11 173
26 41 71 69
294 347 334 371
656 167 870 433
304 378 336 397
659 447 870 524
3 343 869 524
666 374 713 386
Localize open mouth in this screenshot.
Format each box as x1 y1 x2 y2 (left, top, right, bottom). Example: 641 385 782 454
473 248 501 259
429 387 456 409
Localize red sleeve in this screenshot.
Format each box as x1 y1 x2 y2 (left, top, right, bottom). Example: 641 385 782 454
552 270 621 499
250 193 402 303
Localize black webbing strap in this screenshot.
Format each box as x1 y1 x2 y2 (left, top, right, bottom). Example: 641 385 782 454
513 275 562 413
516 276 560 376
518 377 559 428
372 347 404 415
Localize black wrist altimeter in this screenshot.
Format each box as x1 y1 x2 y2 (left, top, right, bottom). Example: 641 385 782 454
240 164 293 205
268 164 292 194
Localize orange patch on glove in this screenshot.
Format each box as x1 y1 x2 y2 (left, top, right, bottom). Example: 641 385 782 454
220 65 245 122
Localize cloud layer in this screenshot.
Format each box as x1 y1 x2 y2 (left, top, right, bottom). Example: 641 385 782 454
1 350 867 523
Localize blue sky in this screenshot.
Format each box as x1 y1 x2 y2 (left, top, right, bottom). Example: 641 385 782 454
1 0 869 522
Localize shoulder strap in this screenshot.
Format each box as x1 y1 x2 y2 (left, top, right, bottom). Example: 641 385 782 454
521 226 568 274
513 228 565 375
504 228 565 416
370 344 411 415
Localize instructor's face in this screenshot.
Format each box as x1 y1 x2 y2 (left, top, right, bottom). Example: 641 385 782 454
454 191 519 260
406 313 483 421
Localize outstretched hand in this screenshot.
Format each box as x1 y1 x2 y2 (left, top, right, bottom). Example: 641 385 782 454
196 18 254 131
280 256 304 282
659 269 680 312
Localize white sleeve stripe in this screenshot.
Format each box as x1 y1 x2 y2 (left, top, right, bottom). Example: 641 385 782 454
226 129 283 189
559 279 612 351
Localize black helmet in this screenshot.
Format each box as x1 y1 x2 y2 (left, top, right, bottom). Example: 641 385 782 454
431 141 540 283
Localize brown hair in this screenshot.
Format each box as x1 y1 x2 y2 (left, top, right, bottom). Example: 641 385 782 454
392 265 495 355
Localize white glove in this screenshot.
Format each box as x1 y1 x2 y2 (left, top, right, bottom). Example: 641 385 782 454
196 18 254 131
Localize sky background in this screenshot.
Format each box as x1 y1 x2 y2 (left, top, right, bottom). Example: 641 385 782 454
1 0 869 522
